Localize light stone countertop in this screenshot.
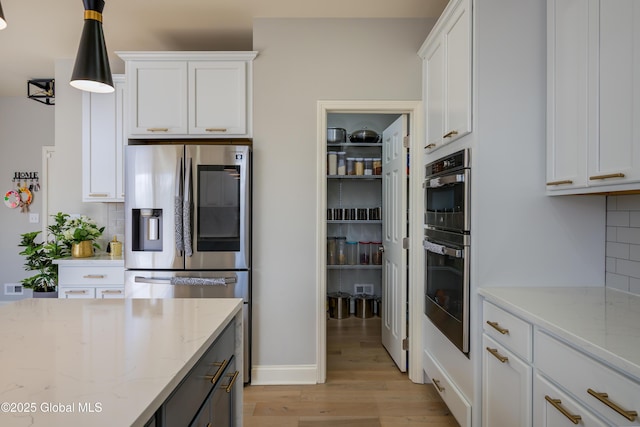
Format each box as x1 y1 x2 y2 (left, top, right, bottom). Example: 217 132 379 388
479 287 640 381
0 298 242 426
53 254 124 266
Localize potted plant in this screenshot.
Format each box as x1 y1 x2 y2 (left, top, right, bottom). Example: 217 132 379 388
59 213 105 258
18 212 72 297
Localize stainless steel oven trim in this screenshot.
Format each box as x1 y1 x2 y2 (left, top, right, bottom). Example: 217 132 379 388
423 168 471 233
423 233 470 355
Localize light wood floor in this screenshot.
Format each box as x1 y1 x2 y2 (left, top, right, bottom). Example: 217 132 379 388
243 316 459 427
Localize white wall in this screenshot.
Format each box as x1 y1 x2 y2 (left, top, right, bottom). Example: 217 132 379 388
606 194 640 294
251 18 434 380
0 97 54 300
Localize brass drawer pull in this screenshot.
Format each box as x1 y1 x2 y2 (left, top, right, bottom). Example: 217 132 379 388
545 396 582 424
589 173 625 180
65 290 87 294
83 275 105 279
546 180 573 186
88 193 109 197
432 378 445 393
486 347 508 363
225 371 240 393
147 128 169 132
204 359 228 384
205 128 228 132
486 321 509 335
101 290 122 294
425 143 437 149
587 388 638 421
443 130 459 138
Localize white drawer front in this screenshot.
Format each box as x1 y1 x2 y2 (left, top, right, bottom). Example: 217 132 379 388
59 287 96 299
59 266 124 286
535 330 640 426
483 300 532 361
423 349 471 427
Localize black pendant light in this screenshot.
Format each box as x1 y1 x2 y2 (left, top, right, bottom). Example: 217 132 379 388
70 0 114 93
0 1 7 30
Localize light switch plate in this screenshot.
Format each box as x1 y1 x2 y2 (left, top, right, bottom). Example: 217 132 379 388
29 213 39 223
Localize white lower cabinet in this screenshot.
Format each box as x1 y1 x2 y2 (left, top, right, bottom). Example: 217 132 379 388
534 374 608 427
57 262 124 299
482 334 532 427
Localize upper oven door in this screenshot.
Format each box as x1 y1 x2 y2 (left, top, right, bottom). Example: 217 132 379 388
185 144 251 270
424 168 470 233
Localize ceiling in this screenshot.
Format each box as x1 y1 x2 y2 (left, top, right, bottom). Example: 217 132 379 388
0 0 448 98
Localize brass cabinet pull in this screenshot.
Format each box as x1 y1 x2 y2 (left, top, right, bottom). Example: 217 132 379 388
225 370 240 393
589 173 625 180
486 347 508 363
205 128 228 132
204 359 228 384
88 193 109 197
546 180 574 186
432 378 445 393
587 388 638 421
545 396 582 424
147 128 169 132
65 290 87 294
83 275 105 279
486 321 509 335
101 289 122 294
425 143 437 149
443 130 459 138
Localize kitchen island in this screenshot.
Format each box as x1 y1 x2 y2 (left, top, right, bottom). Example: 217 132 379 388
0 297 243 426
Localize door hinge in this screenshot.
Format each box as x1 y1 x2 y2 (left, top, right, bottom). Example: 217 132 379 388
403 135 410 148
402 338 409 350
402 237 410 249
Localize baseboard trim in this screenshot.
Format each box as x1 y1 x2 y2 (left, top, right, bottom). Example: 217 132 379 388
250 364 317 385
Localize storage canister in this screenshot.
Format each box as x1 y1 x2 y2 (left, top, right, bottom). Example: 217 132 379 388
328 151 337 175
364 158 373 175
327 237 336 265
359 241 371 265
336 237 347 265
354 158 364 175
346 241 358 265
347 157 355 175
371 241 383 265
373 158 382 175
354 294 375 319
328 292 351 319
337 152 347 175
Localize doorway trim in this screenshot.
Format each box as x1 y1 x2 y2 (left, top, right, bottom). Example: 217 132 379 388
316 100 425 383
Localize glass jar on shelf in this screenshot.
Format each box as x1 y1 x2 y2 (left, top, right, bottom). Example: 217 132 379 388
337 151 347 176
327 237 336 265
354 158 364 175
336 237 347 265
364 158 373 175
347 157 355 175
371 241 383 265
346 241 358 265
359 241 371 265
373 158 382 175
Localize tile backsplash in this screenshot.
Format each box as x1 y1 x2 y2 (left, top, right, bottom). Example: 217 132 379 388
100 203 125 252
606 195 640 295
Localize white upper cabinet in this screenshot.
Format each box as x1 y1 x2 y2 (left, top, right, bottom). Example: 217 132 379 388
82 75 126 202
117 52 257 139
419 0 472 152
547 0 640 194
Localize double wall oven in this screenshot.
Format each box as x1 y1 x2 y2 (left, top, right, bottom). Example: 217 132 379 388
423 149 470 355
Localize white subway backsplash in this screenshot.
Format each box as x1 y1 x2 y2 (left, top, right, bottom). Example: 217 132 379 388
606 195 640 295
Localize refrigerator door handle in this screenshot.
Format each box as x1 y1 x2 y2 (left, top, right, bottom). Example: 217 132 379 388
134 276 172 285
183 156 193 257
174 156 184 256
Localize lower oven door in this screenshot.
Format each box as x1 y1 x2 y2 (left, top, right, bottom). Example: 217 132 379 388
124 270 251 382
423 229 470 354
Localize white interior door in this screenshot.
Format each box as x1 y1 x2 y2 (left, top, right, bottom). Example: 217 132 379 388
381 115 408 371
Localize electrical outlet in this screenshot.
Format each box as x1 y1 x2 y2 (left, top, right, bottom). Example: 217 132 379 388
29 213 39 224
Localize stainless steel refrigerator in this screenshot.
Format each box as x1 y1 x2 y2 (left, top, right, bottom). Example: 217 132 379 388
124 143 251 381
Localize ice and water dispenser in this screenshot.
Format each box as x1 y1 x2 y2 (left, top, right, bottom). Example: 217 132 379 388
131 209 163 251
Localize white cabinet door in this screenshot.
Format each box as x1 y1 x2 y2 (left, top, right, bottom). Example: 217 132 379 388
588 0 640 187
420 0 471 152
546 0 589 191
482 334 532 427
128 61 188 136
189 61 247 136
82 75 126 202
534 374 608 427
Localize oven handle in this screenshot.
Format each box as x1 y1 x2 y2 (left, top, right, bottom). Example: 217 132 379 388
425 174 465 188
423 239 464 259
